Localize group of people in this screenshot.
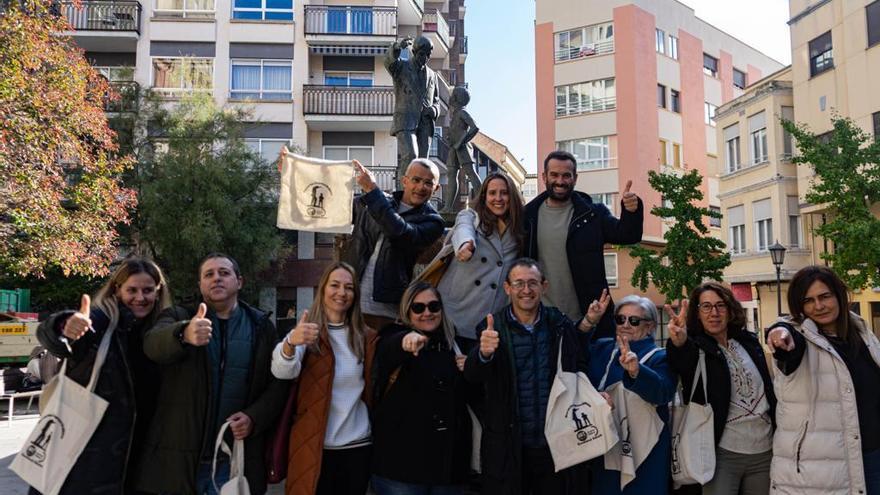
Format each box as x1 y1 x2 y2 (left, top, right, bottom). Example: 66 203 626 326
28 150 880 495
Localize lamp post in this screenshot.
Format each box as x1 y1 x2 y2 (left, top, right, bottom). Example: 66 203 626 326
769 241 787 316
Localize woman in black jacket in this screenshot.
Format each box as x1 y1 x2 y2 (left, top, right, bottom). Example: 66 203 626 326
665 282 776 495
371 281 472 494
33 257 171 495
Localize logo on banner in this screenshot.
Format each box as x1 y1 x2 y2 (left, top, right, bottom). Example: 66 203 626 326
304 182 332 218
23 415 66 467
567 402 601 445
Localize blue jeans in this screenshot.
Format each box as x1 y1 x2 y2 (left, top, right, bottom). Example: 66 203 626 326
371 475 464 495
865 449 880 495
195 459 230 495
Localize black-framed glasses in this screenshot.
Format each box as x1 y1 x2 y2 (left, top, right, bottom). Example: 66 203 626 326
614 315 650 326
698 302 728 314
411 300 442 314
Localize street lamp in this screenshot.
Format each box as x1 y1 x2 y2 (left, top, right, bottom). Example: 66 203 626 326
769 241 787 316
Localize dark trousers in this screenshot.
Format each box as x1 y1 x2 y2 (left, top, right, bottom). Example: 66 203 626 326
316 445 372 495
865 448 880 495
395 119 433 179
482 446 563 495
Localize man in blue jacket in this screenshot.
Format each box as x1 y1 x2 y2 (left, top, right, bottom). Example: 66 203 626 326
524 150 643 339
352 158 445 330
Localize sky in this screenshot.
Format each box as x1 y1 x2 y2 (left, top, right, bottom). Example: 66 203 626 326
465 0 792 174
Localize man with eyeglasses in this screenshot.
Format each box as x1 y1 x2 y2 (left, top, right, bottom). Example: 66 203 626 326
465 258 598 494
351 158 444 330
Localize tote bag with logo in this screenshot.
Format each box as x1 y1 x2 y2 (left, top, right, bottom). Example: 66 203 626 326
545 339 618 471
11 327 115 495
670 349 715 488
213 421 251 495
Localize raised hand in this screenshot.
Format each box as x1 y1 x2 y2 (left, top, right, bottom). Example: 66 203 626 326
767 327 795 352
353 159 377 193
618 335 639 378
62 294 93 341
480 314 499 359
621 180 639 213
664 299 689 348
457 240 475 262
183 303 212 347
402 331 428 356
584 289 611 327
287 310 319 347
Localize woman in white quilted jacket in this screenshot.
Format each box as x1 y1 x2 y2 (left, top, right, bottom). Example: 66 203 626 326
767 265 880 495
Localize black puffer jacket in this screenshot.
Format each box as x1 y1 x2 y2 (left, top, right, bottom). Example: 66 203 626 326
35 303 159 494
351 189 444 303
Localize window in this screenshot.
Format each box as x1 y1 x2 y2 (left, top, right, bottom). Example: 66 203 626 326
231 60 291 100
781 106 795 158
595 193 617 215
703 53 718 77
704 102 717 126
788 196 801 248
724 124 741 173
326 7 373 34
733 68 747 89
152 58 213 97
753 198 772 252
668 35 679 60
233 0 292 20
709 205 722 228
245 138 291 164
557 136 613 171
554 22 614 62
728 205 746 254
659 140 668 166
868 0 880 47
522 181 538 200
657 84 666 108
873 111 880 138
749 111 768 165
324 72 373 87
656 28 666 54
155 0 214 17
672 143 682 167
809 31 833 77
94 66 135 82
555 78 616 117
604 253 618 287
670 89 681 113
324 146 374 166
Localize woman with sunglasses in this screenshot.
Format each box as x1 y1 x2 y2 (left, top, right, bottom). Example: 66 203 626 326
666 282 775 495
271 262 377 495
370 281 472 494
586 293 676 495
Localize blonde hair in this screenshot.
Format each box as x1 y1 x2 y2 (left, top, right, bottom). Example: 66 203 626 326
398 281 456 349
306 262 368 362
92 257 172 330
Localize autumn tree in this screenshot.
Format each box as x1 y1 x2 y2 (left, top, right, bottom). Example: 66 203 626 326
630 169 731 302
0 0 135 278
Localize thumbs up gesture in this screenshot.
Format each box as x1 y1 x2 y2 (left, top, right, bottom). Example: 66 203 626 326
184 303 212 346
480 314 500 359
402 331 429 356
618 335 640 378
621 180 639 213
62 294 93 341
287 310 319 347
665 300 689 348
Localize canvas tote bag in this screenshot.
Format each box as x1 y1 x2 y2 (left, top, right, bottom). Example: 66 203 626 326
545 339 618 472
11 327 115 495
601 348 665 489
670 349 715 488
213 421 251 495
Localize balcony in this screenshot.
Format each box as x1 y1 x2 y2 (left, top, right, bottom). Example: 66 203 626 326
458 35 468 63
302 85 394 131
555 96 617 118
422 9 450 58
399 0 424 26
554 39 615 63
304 5 397 47
104 81 140 113
61 1 141 52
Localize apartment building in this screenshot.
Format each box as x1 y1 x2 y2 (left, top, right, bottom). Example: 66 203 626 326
535 0 783 322
61 0 471 315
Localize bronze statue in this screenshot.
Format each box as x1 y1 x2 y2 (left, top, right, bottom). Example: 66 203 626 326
441 86 481 213
385 36 440 187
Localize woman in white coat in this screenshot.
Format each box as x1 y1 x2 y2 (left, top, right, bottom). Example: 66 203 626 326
767 265 880 495
436 172 523 351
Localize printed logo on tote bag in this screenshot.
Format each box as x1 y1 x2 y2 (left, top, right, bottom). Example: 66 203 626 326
567 402 602 445
22 415 65 467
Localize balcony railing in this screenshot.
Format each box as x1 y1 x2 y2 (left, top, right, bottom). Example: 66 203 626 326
459 35 468 54
423 9 450 48
428 137 449 164
554 39 614 62
354 166 397 194
104 81 140 113
304 5 397 36
302 85 394 116
62 1 141 33
555 96 617 117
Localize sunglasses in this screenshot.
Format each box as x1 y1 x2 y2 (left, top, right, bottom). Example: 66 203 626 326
614 315 650 326
411 300 442 314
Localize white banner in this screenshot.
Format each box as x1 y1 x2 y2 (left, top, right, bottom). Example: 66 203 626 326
277 149 355 234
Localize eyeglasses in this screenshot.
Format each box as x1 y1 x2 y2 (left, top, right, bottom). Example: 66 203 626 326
614 315 651 326
508 280 542 291
698 302 728 314
406 176 436 189
411 300 442 314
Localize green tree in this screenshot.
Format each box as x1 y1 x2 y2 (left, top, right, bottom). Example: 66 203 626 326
0 0 136 278
630 169 731 302
782 116 880 289
134 93 286 302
